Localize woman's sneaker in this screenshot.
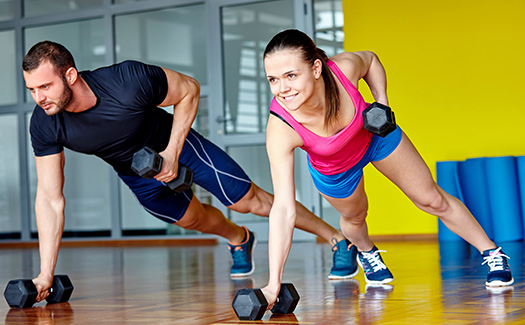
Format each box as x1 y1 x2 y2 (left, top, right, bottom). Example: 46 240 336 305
357 246 394 284
328 238 359 279
228 226 257 277
482 247 514 287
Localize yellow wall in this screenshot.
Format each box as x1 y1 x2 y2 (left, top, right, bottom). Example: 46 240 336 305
342 0 525 235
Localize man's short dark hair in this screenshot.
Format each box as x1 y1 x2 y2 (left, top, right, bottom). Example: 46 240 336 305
22 41 76 76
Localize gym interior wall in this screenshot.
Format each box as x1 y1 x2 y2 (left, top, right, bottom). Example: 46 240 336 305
342 0 525 236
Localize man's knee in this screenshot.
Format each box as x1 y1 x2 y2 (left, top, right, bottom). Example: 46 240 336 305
229 183 273 216
176 196 205 230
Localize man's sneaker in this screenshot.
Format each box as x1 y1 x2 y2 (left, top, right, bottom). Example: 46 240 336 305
357 246 394 284
228 226 257 277
482 247 514 287
328 238 359 279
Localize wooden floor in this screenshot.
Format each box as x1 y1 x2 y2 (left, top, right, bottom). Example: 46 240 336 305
1 239 524 324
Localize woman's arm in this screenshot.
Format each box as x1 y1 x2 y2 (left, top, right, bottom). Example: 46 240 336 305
332 51 389 106
262 115 303 308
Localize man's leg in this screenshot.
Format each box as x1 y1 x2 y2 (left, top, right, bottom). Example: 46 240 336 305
176 194 245 243
180 129 356 277
228 182 345 243
228 182 359 279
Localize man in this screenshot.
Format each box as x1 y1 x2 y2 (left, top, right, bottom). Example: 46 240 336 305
23 41 357 303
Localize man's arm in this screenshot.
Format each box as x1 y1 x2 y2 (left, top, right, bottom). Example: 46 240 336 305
154 68 200 183
33 152 66 302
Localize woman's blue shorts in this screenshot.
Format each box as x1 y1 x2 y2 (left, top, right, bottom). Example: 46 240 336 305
308 126 403 199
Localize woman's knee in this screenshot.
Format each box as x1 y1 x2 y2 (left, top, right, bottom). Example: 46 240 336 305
414 186 451 215
340 206 368 226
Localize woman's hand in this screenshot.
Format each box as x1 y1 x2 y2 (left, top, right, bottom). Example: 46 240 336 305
261 284 280 310
33 274 53 302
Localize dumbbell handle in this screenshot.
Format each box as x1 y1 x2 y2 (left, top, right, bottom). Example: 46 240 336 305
158 158 193 192
131 147 193 193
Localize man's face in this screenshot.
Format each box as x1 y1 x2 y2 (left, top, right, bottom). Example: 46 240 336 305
23 61 72 116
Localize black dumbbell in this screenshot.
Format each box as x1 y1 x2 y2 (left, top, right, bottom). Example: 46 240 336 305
4 275 74 308
232 283 300 320
362 102 396 137
131 147 194 193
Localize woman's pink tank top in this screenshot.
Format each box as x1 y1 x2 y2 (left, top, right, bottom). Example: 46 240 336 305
269 59 373 175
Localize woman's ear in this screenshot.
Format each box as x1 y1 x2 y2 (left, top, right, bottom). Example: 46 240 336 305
313 59 323 79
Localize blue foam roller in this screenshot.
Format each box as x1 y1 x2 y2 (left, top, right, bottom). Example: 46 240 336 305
436 161 464 241
484 156 523 242
457 158 493 240
516 156 525 237
438 241 470 279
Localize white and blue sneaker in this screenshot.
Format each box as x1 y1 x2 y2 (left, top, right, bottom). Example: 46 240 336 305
482 247 514 287
228 226 257 277
357 246 394 285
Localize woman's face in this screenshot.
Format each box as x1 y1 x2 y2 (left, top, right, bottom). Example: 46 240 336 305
264 49 322 112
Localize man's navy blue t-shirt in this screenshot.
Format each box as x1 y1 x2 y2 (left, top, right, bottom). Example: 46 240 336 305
30 60 173 175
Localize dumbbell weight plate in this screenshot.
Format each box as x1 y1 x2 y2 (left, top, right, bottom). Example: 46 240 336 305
362 102 396 137
271 283 300 314
4 280 38 309
46 275 74 304
232 288 268 320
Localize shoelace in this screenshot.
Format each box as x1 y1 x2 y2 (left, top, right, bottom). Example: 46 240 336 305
332 239 353 265
482 247 510 272
230 245 251 266
361 250 387 272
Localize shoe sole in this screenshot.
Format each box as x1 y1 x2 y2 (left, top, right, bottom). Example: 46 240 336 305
230 233 257 278
328 267 359 280
485 278 514 287
364 277 394 285
357 255 394 285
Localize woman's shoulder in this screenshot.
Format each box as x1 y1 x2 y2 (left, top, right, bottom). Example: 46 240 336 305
328 52 367 87
329 52 361 73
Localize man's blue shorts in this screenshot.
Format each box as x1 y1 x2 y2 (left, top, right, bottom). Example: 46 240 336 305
308 126 403 199
119 129 252 223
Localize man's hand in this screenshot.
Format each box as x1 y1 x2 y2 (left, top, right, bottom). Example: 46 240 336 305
155 150 179 183
33 274 53 302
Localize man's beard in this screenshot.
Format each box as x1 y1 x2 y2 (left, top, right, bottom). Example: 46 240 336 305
42 79 73 116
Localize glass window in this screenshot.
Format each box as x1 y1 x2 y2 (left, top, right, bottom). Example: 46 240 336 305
113 0 148 3
24 18 106 102
220 0 294 134
0 114 21 237
0 30 17 106
114 4 207 85
23 0 104 17
0 0 15 22
313 0 344 56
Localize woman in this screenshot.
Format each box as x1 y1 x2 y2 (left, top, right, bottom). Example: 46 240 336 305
261 29 513 307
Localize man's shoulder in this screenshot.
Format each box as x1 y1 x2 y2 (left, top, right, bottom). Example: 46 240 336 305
85 60 165 86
